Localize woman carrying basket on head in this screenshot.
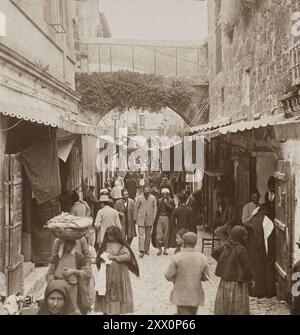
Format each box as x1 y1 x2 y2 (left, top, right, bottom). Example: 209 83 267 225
46 210 93 315
46 236 92 315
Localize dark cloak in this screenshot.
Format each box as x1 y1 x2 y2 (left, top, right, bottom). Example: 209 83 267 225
96 226 139 277
245 210 276 298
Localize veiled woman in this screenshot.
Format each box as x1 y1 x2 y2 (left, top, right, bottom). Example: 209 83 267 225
212 226 254 315
47 237 92 314
244 204 276 298
37 280 81 315
95 226 139 315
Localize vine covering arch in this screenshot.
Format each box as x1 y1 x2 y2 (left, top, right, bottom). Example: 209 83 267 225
75 70 196 123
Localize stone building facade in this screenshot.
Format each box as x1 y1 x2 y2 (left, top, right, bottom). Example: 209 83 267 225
208 0 293 122
195 0 300 303
0 0 98 295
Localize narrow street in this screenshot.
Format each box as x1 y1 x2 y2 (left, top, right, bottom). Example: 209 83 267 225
97 228 290 316
30 227 290 316
2 0 300 319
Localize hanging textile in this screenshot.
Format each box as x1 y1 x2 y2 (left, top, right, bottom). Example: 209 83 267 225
82 135 97 185
21 135 61 205
57 136 77 163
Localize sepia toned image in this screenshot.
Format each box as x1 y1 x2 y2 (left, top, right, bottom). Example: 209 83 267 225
0 0 300 319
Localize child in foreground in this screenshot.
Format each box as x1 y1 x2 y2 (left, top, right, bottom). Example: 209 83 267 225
165 232 211 315
94 226 139 315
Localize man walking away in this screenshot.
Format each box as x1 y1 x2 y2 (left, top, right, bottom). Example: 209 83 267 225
187 189 202 234
134 187 157 258
94 195 122 250
164 232 211 315
173 192 193 233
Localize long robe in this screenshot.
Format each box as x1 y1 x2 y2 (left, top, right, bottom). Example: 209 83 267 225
151 198 176 248
245 212 276 298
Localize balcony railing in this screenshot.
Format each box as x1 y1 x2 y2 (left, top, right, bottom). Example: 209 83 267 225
77 41 204 78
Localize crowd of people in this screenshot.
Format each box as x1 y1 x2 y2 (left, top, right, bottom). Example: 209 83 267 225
4 173 297 315
33 171 209 316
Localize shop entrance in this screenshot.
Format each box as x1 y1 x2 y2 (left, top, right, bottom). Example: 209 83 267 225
255 152 277 204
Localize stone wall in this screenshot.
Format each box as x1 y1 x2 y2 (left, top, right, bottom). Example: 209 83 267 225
75 0 100 40
0 0 76 87
208 0 294 122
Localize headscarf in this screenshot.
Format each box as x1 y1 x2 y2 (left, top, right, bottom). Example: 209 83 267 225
97 226 140 277
222 226 248 257
37 280 80 315
161 188 170 194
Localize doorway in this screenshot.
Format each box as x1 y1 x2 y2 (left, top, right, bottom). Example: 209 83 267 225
255 152 277 204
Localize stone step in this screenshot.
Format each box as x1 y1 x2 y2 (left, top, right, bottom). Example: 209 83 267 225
23 266 48 298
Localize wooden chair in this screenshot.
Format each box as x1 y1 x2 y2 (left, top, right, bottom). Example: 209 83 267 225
201 224 221 253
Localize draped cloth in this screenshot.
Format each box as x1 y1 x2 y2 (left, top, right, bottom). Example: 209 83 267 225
245 212 276 298
21 136 61 205
95 262 107 296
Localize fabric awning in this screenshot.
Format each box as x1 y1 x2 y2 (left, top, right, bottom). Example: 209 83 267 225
189 117 231 135
0 99 101 137
218 114 285 135
189 114 300 139
57 136 77 162
82 135 98 183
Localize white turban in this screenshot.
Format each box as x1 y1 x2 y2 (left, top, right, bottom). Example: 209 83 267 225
161 188 170 194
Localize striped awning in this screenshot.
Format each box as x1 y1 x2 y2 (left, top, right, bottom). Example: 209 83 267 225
189 114 300 139
189 117 231 135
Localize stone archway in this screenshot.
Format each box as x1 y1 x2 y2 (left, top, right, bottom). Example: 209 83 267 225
75 70 207 125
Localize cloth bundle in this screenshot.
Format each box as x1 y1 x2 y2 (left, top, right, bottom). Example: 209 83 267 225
95 252 112 296
45 212 93 240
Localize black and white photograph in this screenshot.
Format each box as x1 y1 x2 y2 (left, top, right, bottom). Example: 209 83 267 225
0 0 300 319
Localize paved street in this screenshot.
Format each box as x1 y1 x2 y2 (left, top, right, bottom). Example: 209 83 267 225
128 228 290 315
33 227 291 315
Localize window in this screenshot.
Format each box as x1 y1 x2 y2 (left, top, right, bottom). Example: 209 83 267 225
221 87 225 103
215 0 223 74
291 44 300 86
215 24 223 74
46 0 66 34
139 115 145 129
243 69 251 107
220 87 225 116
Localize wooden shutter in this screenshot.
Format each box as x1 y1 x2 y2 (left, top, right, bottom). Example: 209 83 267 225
274 160 294 303
4 153 23 296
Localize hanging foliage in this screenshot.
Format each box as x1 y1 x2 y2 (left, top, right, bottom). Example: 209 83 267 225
75 71 195 122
